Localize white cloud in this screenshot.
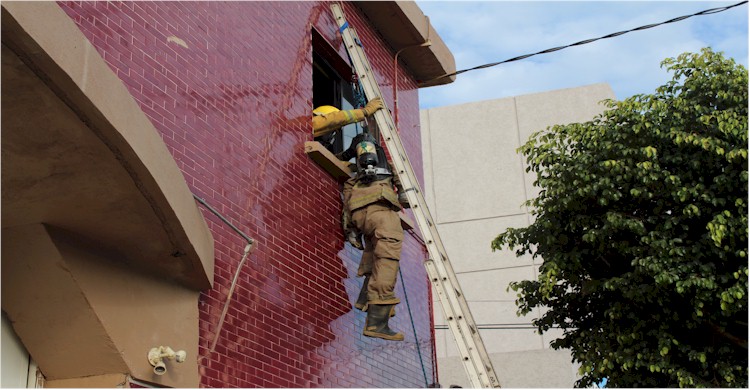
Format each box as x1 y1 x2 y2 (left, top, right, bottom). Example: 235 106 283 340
418 1 749 108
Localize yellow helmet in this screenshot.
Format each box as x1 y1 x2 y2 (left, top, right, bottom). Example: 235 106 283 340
313 105 339 116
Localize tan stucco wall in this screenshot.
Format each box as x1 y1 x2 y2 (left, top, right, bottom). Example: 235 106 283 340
2 224 200 387
54 228 201 387
353 1 456 87
45 374 127 388
2 1 214 291
2 225 129 380
2 2 215 387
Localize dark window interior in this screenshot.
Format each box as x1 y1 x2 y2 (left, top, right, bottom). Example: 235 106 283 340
312 29 376 160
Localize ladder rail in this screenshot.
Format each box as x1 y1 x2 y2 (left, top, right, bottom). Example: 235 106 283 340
330 4 501 388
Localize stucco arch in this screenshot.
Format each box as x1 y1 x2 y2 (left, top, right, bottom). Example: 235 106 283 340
2 2 214 387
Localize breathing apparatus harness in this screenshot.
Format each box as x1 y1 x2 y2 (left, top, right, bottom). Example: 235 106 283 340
354 132 392 183
343 74 391 183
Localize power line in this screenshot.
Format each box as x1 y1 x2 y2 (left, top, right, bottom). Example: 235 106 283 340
427 1 748 83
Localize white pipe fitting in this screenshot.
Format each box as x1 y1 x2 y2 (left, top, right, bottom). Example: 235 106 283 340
147 346 186 375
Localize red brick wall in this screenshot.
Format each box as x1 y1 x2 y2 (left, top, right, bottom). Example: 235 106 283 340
58 1 435 387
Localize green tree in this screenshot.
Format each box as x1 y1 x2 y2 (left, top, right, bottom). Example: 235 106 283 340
493 48 748 387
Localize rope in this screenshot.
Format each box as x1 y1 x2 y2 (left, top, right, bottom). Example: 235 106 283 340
399 267 430 387
427 0 748 83
351 76 367 109
351 76 367 134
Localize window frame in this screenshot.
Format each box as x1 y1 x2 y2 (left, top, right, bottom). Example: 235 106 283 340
312 29 378 160
306 29 413 231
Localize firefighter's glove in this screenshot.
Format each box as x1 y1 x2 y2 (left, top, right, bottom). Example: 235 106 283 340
347 229 364 250
342 208 364 249
362 97 384 116
398 192 411 209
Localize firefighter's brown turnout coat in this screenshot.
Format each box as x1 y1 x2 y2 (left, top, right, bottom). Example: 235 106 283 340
343 172 404 305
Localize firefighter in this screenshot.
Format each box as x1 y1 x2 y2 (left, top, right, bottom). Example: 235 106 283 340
312 97 384 138
342 132 409 341
312 97 385 250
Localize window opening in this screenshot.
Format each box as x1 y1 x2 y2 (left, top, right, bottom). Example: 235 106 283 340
312 29 378 162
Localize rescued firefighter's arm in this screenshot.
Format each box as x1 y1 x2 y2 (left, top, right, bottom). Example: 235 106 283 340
312 97 384 138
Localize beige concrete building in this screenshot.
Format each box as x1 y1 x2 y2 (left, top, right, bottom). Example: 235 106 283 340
420 83 616 387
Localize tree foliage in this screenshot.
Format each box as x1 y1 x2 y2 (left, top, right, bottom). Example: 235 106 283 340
493 48 748 387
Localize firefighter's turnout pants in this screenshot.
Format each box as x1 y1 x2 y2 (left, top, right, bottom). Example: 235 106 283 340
344 177 404 305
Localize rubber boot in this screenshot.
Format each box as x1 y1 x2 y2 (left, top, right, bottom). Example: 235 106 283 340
355 279 395 317
363 304 404 341
354 276 395 317
354 275 370 311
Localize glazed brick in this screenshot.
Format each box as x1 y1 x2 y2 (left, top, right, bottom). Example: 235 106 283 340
58 1 436 388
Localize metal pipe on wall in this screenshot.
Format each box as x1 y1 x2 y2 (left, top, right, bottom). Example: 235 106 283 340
392 15 432 130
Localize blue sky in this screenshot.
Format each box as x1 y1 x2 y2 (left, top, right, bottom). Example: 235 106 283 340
417 1 749 109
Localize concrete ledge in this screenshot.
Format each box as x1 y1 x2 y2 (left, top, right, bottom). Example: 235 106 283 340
305 141 355 183
304 141 416 231
45 374 128 388
354 1 456 88
2 224 201 387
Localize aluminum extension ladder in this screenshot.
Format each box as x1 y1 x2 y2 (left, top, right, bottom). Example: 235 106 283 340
331 4 501 388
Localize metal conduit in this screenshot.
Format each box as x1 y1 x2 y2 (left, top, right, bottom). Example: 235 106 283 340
192 193 254 245
192 193 256 364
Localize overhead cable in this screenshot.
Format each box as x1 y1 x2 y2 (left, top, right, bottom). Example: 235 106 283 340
427 1 748 83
